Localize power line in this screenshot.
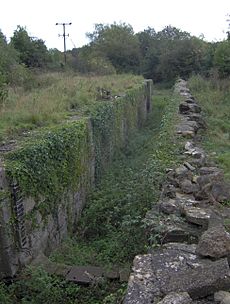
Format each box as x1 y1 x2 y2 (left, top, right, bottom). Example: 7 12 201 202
55 22 72 64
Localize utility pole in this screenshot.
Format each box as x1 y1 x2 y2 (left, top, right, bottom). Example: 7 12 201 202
56 22 72 64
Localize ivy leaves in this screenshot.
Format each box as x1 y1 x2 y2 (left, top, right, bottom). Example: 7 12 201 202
5 119 89 210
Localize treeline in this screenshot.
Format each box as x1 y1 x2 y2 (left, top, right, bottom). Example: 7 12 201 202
74 23 230 81
0 23 230 93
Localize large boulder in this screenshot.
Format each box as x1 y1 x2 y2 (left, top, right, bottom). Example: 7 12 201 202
196 225 230 259
124 243 230 303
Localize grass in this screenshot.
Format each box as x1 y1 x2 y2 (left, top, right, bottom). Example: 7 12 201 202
0 72 143 142
188 75 230 180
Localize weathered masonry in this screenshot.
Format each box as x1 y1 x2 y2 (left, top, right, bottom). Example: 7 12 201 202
0 79 153 279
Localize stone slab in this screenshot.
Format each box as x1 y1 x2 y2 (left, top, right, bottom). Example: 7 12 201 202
124 243 230 303
184 206 211 228
161 258 230 299
65 266 104 284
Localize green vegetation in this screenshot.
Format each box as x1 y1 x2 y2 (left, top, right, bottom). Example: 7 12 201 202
0 13 230 304
0 73 142 141
48 89 182 301
5 119 90 214
4 79 146 217
0 88 183 303
11 26 49 69
213 40 230 77
1 21 230 148
76 23 230 82
188 75 230 180
0 267 81 304
0 267 125 304
1 22 230 109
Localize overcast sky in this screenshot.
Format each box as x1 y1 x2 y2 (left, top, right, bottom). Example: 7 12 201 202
0 0 229 50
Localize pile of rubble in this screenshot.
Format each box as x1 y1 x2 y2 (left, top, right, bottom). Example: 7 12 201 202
124 79 230 304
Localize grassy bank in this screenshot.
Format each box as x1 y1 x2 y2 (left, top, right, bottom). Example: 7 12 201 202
0 73 142 142
188 75 230 180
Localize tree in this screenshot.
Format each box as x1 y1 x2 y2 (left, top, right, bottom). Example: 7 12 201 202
137 25 206 82
0 30 19 81
11 26 49 68
86 22 141 73
214 40 230 77
156 25 191 40
0 29 28 102
136 27 156 57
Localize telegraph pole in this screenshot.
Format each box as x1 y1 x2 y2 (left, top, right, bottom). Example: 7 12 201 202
56 22 72 64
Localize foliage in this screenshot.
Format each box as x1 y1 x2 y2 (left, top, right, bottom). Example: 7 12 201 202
5 119 90 213
0 30 19 81
0 282 13 304
188 75 230 180
1 84 183 304
137 27 208 82
214 40 230 77
72 46 117 75
1 22 230 87
49 87 182 302
87 22 141 74
0 267 80 304
0 28 35 92
0 73 142 142
47 48 64 70
4 79 146 218
51 88 182 267
80 22 230 83
0 73 8 105
11 26 49 68
90 84 145 179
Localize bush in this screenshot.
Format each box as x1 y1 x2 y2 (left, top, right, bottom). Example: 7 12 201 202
73 51 116 75
0 282 12 304
9 267 80 304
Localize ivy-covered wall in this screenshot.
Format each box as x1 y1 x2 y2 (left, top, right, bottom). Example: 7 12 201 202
91 84 149 179
0 79 153 279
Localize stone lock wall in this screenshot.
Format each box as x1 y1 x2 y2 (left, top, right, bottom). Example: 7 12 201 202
0 79 153 279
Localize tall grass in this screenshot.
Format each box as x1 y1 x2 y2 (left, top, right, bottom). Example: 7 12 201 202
0 72 143 141
188 75 230 180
